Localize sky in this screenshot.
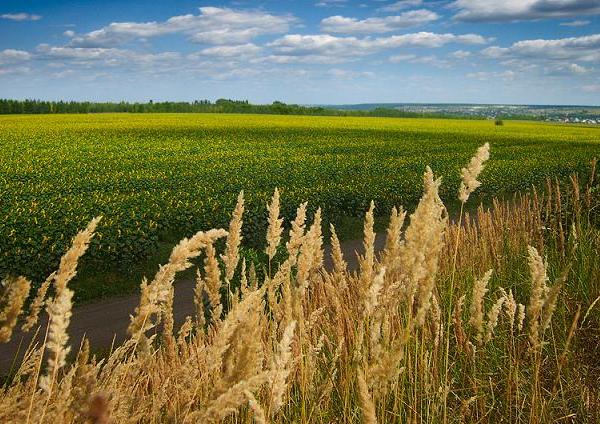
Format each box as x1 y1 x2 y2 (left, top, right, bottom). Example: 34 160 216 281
1 0 599 105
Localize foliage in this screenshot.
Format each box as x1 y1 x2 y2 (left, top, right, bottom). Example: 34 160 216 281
0 98 487 120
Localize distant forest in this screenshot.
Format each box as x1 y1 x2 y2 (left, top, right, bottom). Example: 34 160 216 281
0 98 487 120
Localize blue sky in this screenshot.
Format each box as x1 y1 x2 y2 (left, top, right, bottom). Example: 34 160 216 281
1 0 599 105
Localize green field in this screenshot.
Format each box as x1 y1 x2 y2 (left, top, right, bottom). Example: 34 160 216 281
1 113 599 288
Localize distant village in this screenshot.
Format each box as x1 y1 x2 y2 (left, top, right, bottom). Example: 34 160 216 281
544 117 599 125
387 103 600 124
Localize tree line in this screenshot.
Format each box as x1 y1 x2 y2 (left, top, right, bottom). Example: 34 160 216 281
0 98 486 120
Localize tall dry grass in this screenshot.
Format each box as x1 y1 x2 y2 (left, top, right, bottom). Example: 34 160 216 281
1 148 599 423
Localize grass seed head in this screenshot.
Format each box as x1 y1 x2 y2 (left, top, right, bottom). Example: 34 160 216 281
266 188 284 260
0 276 31 343
459 142 490 203
222 191 245 281
469 270 492 344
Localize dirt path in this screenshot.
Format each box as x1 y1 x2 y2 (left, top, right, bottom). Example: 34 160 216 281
0 235 386 373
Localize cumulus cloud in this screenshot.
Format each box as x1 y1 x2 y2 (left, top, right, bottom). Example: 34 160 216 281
36 44 182 68
0 49 31 64
0 66 30 76
390 53 451 68
195 43 261 58
255 53 350 64
51 69 76 79
24 41 268 81
556 62 591 73
467 70 516 80
327 68 375 78
482 34 600 63
582 83 600 91
451 49 472 59
0 49 32 77
532 62 593 76
451 0 600 22
1 13 42 21
262 32 488 64
316 0 348 7
67 7 297 47
378 1 423 12
389 53 418 62
321 10 439 34
560 19 591 26
269 32 488 61
189 29 268 45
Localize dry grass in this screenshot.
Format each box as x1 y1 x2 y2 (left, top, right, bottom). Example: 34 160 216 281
1 148 599 423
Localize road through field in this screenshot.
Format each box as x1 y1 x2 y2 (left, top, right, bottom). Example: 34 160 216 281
0 234 386 373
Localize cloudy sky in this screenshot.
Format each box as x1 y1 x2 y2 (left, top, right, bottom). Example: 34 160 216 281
1 0 599 105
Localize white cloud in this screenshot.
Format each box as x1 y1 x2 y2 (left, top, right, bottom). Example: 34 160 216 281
0 49 31 65
560 19 591 26
269 32 488 61
582 83 600 91
467 70 516 80
451 0 600 22
390 53 451 67
51 69 76 79
264 32 488 64
211 68 262 80
378 1 423 12
482 34 600 63
414 55 451 67
451 49 472 58
327 68 375 78
389 54 417 62
0 48 31 77
496 58 540 73
189 29 266 45
550 62 592 74
256 54 351 64
316 0 348 7
566 62 591 73
195 43 261 58
25 41 270 81
0 66 31 76
36 44 182 68
1 13 41 21
68 7 297 47
321 10 439 34
37 45 124 61
268 34 359 58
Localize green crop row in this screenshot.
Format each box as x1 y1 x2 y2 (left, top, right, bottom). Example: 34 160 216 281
1 113 598 283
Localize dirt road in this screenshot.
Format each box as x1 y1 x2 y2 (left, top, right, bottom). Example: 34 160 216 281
0 235 386 373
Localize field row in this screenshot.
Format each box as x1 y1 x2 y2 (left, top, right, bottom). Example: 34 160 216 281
1 113 599 282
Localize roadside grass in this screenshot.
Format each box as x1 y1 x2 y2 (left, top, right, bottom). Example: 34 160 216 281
67 192 531 304
1 148 599 422
70 213 393 304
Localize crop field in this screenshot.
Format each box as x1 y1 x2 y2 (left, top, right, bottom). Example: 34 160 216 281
1 113 599 285
1 113 600 423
